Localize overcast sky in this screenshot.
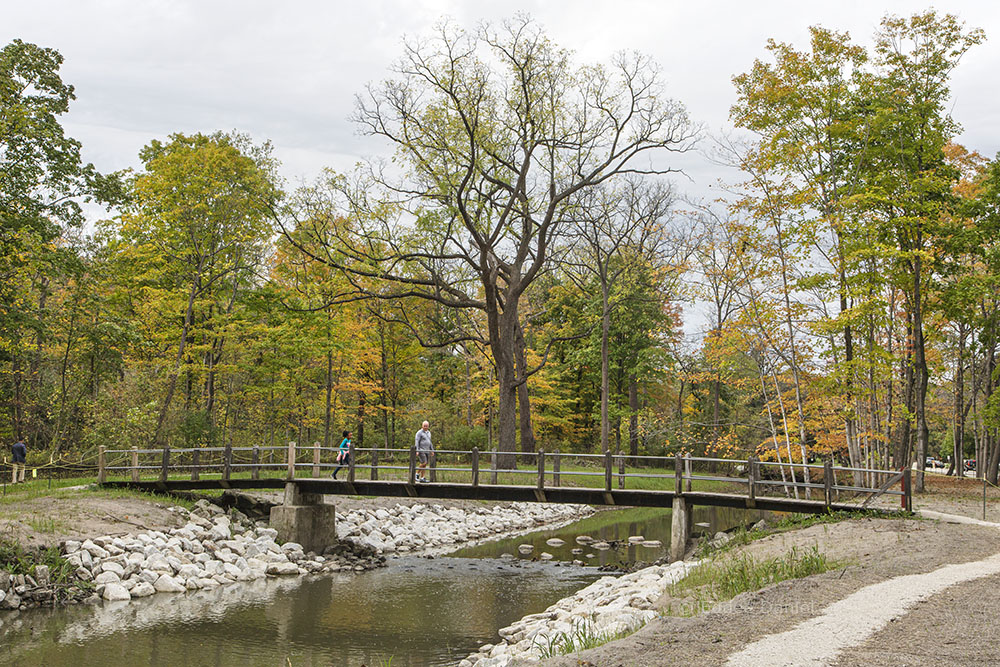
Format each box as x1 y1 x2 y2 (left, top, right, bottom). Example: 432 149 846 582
7 0 999 204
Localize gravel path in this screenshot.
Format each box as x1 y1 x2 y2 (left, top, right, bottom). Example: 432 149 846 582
724 510 1000 667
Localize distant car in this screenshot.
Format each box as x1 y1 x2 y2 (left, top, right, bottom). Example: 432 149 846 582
965 460 977 472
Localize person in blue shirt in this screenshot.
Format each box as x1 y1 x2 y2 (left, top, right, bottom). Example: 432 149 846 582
11 438 26 483
332 431 351 480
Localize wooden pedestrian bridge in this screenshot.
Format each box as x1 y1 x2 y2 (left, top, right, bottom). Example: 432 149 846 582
96 443 910 557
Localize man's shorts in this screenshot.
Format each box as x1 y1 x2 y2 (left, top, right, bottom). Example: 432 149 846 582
418 451 431 464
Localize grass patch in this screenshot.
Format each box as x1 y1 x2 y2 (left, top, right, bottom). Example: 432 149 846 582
0 536 83 587
534 618 646 658
669 545 838 615
26 517 67 534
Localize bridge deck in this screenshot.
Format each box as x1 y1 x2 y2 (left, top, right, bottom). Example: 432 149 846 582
100 477 861 515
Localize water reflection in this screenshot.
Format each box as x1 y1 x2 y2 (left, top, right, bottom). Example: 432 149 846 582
449 505 768 567
0 558 598 667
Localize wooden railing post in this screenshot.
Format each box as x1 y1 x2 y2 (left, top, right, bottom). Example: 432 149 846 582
747 456 756 508
684 455 692 493
491 449 498 485
223 442 233 482
130 447 139 483
312 442 321 477
348 444 356 483
98 445 106 484
429 449 437 483
902 466 912 512
191 448 200 481
618 449 625 490
675 453 683 496
160 446 170 483
604 450 613 492
471 447 479 487
371 446 379 480
553 450 561 487
251 446 260 480
824 460 833 509
537 449 545 490
286 441 296 480
408 445 416 484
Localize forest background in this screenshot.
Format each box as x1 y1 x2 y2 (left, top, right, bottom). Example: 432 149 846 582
4 10 1000 491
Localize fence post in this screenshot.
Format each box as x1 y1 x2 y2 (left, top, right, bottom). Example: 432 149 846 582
747 456 756 508
130 447 139 483
684 455 692 493
251 446 260 480
604 450 613 492
371 446 379 481
191 448 200 481
408 445 417 484
312 442 321 478
902 466 912 512
429 450 437 483
675 453 683 496
553 450 561 487
160 446 170 483
537 449 545 491
472 447 479 487
491 449 498 485
618 449 625 490
223 442 233 482
824 460 833 509
348 444 356 483
286 441 296 480
98 445 106 484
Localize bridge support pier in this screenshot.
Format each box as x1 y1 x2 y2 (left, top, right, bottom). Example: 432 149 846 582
269 483 337 553
670 496 691 562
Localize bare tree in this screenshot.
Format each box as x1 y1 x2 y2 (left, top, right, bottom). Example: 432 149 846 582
281 17 695 463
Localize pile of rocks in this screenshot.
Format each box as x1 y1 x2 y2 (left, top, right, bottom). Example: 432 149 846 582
336 502 594 555
2 500 384 610
459 559 699 667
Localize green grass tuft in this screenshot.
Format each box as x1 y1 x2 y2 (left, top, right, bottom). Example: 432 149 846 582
670 545 838 614
533 618 646 658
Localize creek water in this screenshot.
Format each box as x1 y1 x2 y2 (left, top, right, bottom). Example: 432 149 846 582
0 505 766 666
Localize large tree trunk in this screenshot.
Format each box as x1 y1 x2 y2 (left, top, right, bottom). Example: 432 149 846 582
600 285 611 454
912 258 929 493
953 326 966 476
514 321 536 453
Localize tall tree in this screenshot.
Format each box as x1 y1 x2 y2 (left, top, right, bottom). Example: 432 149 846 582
285 17 695 462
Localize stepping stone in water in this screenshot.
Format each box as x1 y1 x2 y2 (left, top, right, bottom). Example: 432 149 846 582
627 536 645 544
592 541 611 550
575 535 594 545
640 540 662 548
540 552 553 560
546 538 566 547
571 548 583 555
518 544 534 555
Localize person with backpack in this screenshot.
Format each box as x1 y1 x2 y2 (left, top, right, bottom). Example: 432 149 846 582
331 431 352 480
11 438 26 483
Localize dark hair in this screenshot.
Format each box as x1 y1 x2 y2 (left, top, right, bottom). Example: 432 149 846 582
342 430 350 438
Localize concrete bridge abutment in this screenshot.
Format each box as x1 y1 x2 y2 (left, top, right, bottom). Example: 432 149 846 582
669 496 691 562
269 482 337 553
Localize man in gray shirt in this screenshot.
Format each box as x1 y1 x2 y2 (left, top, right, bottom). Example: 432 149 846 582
414 421 433 482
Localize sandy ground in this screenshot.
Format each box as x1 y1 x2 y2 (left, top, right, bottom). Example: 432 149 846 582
0 493 186 550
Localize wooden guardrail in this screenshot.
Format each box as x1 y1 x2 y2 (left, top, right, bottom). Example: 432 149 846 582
96 443 911 511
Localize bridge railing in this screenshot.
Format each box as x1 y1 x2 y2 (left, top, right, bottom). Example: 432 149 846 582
97 443 911 511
